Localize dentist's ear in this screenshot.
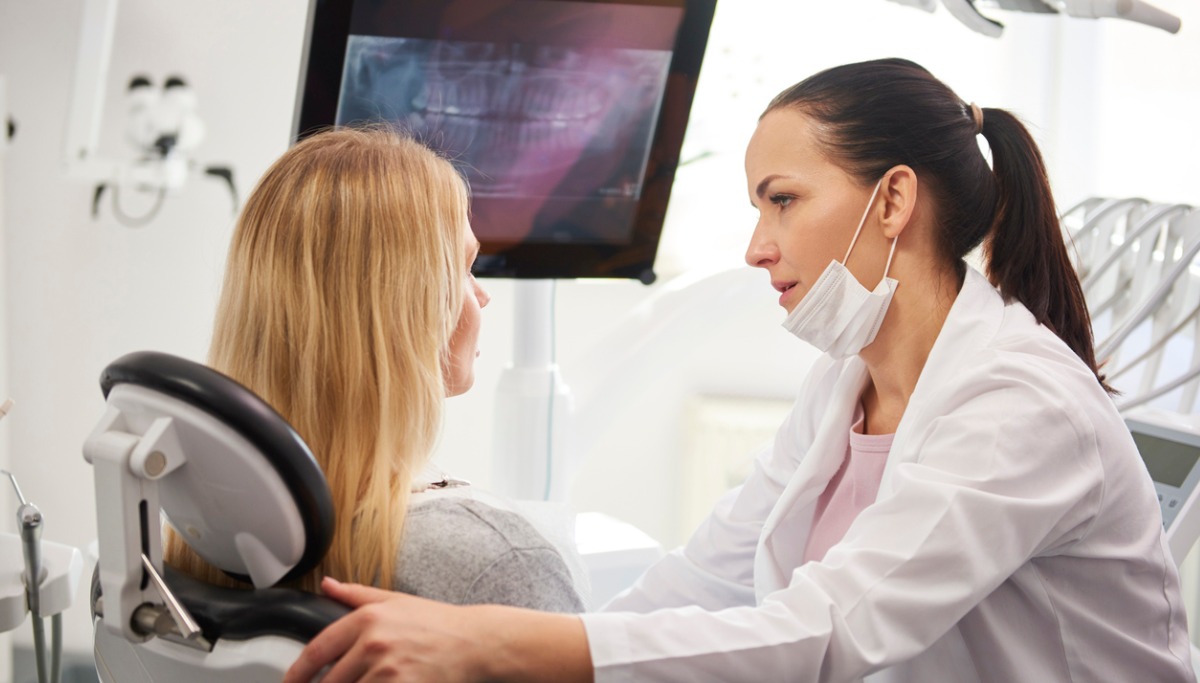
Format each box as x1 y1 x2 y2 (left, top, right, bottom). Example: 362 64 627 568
877 165 918 240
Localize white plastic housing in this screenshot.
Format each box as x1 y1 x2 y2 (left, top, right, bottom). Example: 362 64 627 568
84 384 306 641
0 535 83 633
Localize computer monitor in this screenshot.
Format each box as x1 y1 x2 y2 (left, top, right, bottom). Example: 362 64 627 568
294 0 717 282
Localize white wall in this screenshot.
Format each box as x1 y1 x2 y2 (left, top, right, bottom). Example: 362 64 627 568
1088 2 1200 203
1 70 12 683
0 0 311 658
0 0 1197 662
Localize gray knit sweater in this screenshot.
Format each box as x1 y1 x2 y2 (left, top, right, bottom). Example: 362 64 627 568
393 495 585 613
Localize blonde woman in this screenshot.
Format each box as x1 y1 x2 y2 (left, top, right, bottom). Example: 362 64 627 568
165 126 583 613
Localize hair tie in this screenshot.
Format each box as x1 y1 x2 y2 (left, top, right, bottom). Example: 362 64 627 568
969 102 984 134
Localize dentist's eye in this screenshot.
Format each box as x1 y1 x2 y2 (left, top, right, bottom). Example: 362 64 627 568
769 194 794 209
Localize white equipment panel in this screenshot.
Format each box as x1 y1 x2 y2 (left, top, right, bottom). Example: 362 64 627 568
1126 409 1200 562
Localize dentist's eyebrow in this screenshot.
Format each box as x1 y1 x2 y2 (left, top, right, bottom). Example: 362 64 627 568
752 174 792 206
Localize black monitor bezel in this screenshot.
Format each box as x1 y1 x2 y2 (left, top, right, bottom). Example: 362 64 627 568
292 0 717 282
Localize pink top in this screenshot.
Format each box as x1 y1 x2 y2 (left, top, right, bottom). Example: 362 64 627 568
802 406 894 564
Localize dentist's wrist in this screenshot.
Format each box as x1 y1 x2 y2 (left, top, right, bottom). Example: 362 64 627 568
473 606 593 683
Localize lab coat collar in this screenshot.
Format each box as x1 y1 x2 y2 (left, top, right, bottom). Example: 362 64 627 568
757 358 871 595
755 264 1003 598
879 265 1004 490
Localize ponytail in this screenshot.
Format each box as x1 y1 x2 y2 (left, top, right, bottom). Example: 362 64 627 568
980 109 1111 392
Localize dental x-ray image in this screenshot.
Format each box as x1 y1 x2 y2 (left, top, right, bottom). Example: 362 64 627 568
295 0 714 278
329 0 685 248
338 37 672 204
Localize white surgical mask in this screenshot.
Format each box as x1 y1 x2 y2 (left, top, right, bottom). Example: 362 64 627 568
782 179 899 359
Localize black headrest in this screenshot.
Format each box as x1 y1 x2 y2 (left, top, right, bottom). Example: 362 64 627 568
91 564 350 644
100 351 334 583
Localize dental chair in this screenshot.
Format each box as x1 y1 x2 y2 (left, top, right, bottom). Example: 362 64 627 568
1060 196 1150 286
1062 197 1200 413
83 351 349 682
1102 206 1200 413
1071 199 1200 666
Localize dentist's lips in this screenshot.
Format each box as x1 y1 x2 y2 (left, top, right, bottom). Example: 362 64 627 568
774 280 799 307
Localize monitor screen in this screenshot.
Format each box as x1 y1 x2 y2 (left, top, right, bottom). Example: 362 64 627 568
1132 430 1200 489
295 0 717 281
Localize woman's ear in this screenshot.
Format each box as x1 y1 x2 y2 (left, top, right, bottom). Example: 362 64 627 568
878 165 917 240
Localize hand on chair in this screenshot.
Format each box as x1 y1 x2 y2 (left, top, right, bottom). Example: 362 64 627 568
284 577 490 683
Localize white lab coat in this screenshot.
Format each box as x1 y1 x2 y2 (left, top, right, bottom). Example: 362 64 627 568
581 266 1196 682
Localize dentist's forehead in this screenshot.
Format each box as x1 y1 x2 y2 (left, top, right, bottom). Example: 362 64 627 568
746 110 837 196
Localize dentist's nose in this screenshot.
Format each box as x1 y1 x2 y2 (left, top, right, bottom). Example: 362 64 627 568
745 222 779 269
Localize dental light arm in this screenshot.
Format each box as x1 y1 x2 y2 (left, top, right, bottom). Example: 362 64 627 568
64 0 118 181
1058 0 1182 33
905 0 1182 36
941 0 1007 36
885 0 938 11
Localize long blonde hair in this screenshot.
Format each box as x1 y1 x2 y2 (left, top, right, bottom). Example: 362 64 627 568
165 126 469 592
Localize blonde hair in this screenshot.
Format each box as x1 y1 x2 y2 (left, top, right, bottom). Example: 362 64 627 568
165 126 469 592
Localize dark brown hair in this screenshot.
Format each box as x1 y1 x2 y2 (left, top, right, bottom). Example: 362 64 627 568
766 58 1108 391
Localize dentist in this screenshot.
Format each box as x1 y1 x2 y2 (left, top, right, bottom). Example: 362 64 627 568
285 58 1195 683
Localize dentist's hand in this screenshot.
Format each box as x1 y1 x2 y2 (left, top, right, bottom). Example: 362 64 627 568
284 577 488 683
284 576 593 683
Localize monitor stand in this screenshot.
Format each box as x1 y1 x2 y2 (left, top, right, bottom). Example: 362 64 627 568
490 280 663 607
491 280 573 503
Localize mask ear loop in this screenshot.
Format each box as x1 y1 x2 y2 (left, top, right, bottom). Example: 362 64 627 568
842 178 898 282
843 178 885 263
881 230 899 281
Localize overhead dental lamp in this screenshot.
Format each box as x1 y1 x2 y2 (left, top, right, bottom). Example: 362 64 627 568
887 0 1182 37
64 0 237 227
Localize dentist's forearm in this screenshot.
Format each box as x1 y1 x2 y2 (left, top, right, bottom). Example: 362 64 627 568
474 606 594 683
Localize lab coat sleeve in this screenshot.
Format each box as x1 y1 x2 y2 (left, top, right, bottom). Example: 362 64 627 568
582 363 1105 682
601 357 838 614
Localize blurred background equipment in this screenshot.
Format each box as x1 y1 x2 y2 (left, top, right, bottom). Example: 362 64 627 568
888 0 1182 36
64 0 236 227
